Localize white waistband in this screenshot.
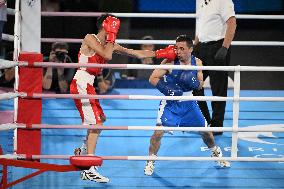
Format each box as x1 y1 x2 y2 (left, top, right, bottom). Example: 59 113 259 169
182 91 193 96
179 91 193 101
74 69 95 85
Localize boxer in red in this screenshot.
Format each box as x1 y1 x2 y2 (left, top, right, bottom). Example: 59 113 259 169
70 13 176 183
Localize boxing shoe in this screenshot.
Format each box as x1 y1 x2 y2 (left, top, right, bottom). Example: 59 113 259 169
81 166 109 183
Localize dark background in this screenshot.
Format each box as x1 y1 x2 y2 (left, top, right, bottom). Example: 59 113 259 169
3 0 284 90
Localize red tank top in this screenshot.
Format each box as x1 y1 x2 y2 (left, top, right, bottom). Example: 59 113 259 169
78 52 106 76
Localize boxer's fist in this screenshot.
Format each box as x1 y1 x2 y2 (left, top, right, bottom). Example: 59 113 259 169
155 45 176 61
178 71 200 91
156 79 183 96
102 16 120 43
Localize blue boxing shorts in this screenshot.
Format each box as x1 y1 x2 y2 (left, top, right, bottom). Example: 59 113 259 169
156 99 207 128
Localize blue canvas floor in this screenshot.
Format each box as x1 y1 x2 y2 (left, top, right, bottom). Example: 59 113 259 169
1 89 284 189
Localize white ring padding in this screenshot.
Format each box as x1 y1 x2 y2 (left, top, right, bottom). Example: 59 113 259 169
0 123 19 131
0 59 19 69
21 154 284 162
0 92 20 101
41 12 284 20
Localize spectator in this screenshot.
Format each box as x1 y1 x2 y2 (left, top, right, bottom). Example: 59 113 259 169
42 42 75 93
0 51 14 88
0 0 7 55
93 68 116 94
41 0 60 11
122 35 158 79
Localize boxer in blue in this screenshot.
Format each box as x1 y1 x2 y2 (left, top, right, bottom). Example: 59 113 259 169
144 35 230 176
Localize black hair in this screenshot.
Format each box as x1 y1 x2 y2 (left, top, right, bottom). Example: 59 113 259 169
96 13 116 31
51 42 69 51
176 35 193 48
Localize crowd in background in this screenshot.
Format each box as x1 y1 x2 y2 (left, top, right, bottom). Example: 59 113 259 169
0 0 158 93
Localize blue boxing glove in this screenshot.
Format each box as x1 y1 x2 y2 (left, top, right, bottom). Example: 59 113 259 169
178 71 200 91
156 79 183 96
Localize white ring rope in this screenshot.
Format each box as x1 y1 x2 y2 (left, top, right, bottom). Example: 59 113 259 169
7 8 15 15
28 93 284 102
0 123 19 131
1 92 284 102
0 154 18 160
2 33 14 42
41 12 284 20
2 154 283 162
8 60 284 72
6 10 284 46
1 123 284 132
41 38 284 46
0 59 19 69
0 92 20 100
3 59 284 72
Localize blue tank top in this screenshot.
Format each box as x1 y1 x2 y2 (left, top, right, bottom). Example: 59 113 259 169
162 55 198 114
164 55 197 85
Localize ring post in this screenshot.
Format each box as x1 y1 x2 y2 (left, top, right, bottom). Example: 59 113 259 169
16 52 43 159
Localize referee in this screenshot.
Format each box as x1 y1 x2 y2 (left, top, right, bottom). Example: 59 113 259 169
194 0 237 135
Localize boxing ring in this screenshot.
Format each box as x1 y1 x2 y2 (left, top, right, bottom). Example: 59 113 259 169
1 1 284 189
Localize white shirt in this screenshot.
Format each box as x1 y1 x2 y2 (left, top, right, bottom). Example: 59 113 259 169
196 0 235 43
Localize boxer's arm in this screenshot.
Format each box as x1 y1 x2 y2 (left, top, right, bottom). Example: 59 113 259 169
149 60 171 86
83 34 114 60
114 44 176 61
150 63 183 96
196 58 204 89
113 43 155 58
42 68 53 90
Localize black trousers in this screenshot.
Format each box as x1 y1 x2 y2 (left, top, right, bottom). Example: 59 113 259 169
193 39 231 128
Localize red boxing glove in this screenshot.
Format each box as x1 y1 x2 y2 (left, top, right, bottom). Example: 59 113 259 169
102 16 121 43
155 45 176 61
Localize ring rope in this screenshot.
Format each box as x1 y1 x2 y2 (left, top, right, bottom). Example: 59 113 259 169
1 91 284 102
40 11 284 20
1 123 284 132
2 34 14 42
0 59 18 69
7 8 15 15
0 93 20 101
4 35 284 46
2 59 284 72
1 154 283 162
2 92 284 102
40 38 284 46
